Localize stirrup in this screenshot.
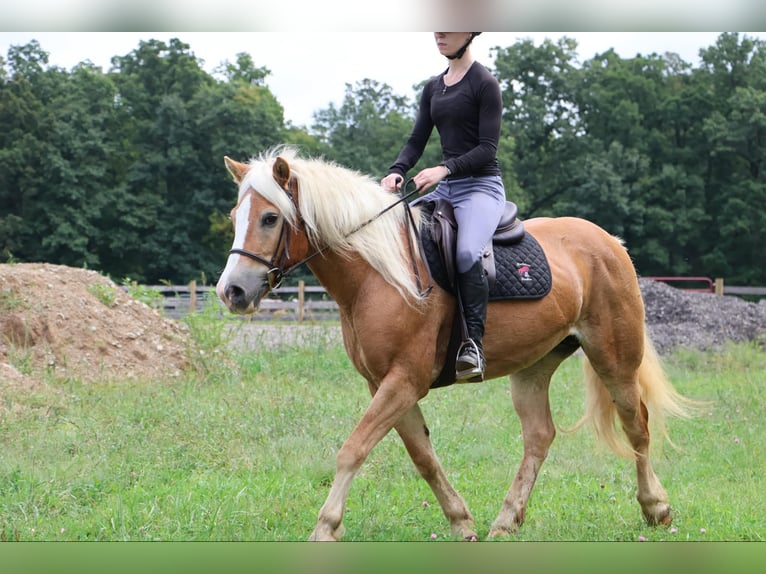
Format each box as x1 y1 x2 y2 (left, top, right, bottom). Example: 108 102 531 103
455 339 484 382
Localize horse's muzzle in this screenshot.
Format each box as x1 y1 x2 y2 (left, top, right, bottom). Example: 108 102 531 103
216 272 268 314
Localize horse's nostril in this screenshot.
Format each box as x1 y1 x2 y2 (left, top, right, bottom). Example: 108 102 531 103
226 284 246 304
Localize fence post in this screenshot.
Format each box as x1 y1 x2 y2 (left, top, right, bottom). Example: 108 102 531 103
714 277 724 296
298 279 305 322
189 280 197 312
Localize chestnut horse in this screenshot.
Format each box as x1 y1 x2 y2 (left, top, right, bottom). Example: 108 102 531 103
216 147 694 541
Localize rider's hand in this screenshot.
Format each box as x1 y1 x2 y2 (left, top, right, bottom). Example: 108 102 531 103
381 173 403 193
412 165 450 194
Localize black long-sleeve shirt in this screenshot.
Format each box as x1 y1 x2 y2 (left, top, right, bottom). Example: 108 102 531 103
388 61 502 180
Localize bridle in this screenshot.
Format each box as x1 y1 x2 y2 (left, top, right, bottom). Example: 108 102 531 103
229 176 431 296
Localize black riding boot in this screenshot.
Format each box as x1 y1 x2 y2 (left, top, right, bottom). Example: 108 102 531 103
455 261 488 382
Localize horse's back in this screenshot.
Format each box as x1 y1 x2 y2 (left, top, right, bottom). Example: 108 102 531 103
524 216 637 290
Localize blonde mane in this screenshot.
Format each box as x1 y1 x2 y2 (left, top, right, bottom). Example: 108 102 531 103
240 147 425 303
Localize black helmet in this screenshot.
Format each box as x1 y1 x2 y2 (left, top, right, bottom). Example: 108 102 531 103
447 32 482 60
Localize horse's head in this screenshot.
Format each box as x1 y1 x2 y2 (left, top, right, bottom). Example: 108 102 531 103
216 154 303 314
218 147 430 313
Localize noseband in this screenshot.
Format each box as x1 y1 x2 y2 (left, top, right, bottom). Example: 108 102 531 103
228 245 286 290
229 177 429 294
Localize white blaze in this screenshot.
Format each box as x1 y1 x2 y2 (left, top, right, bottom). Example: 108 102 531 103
231 194 252 252
216 194 252 297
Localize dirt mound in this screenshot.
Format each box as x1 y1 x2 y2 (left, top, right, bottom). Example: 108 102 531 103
1 263 191 384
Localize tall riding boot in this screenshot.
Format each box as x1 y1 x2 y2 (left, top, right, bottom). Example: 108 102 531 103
455 260 489 382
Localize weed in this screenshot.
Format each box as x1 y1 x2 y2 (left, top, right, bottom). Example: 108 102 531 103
4 344 35 376
121 278 165 308
182 292 239 377
86 283 117 308
0 288 25 312
2 250 17 264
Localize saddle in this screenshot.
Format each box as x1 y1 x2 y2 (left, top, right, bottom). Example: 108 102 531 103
427 199 526 292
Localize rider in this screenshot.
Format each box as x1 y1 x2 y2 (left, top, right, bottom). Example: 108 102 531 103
381 32 505 382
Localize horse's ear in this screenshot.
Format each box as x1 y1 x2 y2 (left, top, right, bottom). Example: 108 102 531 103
224 156 249 185
273 156 291 190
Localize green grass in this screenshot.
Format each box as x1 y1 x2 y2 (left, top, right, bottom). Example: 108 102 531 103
1 318 764 542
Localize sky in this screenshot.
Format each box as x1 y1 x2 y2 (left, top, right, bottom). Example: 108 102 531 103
4 31 764 129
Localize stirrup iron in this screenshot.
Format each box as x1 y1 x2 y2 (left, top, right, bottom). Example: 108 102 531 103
455 338 484 382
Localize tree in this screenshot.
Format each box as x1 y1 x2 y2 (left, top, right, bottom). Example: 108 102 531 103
37 62 122 268
574 49 701 271
0 41 49 260
0 41 119 268
104 38 218 282
214 52 270 86
692 33 766 283
493 36 585 217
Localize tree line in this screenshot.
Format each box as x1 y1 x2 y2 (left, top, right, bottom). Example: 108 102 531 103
1 33 763 286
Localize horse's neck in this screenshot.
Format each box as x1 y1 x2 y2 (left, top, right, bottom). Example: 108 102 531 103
307 253 371 309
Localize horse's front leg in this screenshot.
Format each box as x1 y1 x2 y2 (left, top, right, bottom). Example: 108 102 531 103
393 401 478 541
489 366 556 538
309 378 421 541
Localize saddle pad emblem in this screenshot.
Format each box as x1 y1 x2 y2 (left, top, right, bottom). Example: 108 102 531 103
516 262 533 282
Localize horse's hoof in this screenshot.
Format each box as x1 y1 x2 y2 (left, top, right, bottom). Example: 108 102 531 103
308 523 345 541
643 504 673 527
452 522 479 541
487 525 517 540
308 531 333 542
656 510 673 527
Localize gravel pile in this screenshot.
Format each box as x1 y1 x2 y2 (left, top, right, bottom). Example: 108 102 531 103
639 278 766 354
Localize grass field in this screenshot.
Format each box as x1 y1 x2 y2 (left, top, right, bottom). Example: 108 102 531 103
1 316 764 542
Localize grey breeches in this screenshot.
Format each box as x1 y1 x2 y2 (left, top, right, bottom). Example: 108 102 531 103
416 175 506 273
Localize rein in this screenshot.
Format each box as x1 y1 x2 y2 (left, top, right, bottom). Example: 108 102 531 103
230 178 432 296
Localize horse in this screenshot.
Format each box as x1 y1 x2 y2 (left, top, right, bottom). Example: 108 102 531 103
215 147 695 541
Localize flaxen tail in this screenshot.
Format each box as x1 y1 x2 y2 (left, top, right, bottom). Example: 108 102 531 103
574 332 701 459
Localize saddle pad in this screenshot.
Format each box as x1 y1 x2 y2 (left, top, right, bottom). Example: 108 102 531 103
421 220 552 301
488 232 552 300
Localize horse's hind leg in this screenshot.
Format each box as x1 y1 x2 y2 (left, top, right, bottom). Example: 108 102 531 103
394 401 478 541
488 349 571 538
598 370 672 526
580 338 672 526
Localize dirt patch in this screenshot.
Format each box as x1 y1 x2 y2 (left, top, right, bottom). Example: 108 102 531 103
0 263 191 385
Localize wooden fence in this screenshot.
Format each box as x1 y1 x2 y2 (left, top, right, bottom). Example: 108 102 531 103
143 280 339 321
645 276 766 297
142 277 765 320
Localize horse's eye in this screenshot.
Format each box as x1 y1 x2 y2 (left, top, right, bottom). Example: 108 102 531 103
261 213 279 227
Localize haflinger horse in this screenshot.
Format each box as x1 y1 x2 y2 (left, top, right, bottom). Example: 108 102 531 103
216 147 695 541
